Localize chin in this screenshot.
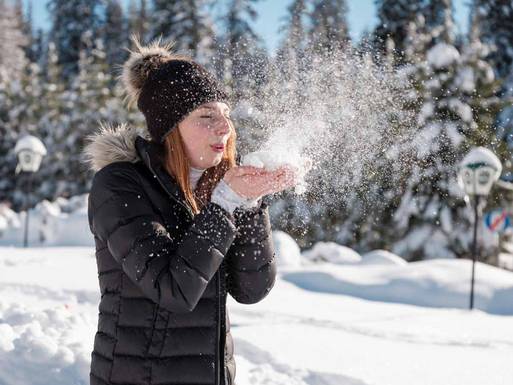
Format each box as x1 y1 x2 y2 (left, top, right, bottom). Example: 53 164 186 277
196 157 221 169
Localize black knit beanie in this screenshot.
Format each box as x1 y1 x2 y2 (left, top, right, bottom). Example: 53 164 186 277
122 38 229 143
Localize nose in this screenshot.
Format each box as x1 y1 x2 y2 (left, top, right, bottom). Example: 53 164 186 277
214 116 231 136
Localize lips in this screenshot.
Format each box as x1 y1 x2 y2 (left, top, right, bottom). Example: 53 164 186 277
211 143 225 153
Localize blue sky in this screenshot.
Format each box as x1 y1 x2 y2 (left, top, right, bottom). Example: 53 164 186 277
28 0 471 53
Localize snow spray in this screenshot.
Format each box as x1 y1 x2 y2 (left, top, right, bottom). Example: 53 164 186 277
234 48 417 204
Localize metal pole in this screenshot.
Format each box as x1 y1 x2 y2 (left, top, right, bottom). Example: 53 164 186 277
23 173 32 248
470 194 479 310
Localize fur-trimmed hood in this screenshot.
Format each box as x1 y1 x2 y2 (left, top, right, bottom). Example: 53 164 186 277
82 123 150 172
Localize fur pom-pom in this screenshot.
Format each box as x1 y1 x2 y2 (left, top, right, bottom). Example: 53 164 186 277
121 35 177 107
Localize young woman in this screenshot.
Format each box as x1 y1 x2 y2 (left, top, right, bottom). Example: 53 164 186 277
84 38 298 385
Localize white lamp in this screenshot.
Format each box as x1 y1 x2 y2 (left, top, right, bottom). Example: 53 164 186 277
14 135 47 174
458 146 502 310
14 135 47 247
458 147 502 197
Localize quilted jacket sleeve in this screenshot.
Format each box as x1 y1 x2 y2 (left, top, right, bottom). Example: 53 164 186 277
88 162 237 313
225 201 277 304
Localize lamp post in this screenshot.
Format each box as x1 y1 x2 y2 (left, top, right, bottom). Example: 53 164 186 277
14 135 47 248
458 147 502 310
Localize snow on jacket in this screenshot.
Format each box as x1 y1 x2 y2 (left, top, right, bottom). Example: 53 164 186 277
85 124 277 385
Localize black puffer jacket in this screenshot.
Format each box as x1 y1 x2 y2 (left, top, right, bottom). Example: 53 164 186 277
85 125 276 385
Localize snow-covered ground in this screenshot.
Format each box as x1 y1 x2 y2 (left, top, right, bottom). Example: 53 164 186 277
1 245 512 385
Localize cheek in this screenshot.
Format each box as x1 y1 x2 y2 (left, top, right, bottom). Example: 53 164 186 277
181 124 211 155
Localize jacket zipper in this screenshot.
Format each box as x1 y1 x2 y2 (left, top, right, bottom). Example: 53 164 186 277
220 263 228 385
216 268 221 385
145 304 159 357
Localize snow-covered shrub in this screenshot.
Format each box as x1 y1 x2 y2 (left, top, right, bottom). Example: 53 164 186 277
302 242 361 264
0 194 92 247
272 231 302 268
360 250 408 266
0 204 20 237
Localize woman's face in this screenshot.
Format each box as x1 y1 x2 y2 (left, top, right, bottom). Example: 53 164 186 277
178 101 233 169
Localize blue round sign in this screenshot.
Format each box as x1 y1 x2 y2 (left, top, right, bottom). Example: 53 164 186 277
484 210 511 233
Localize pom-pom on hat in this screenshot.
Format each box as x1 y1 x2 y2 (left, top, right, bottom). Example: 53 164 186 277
121 35 229 143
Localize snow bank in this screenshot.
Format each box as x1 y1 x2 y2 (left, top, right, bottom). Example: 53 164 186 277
0 204 20 235
281 259 513 315
0 195 93 247
498 253 513 271
0 247 99 385
272 231 302 268
0 301 94 385
360 249 408 266
302 242 362 264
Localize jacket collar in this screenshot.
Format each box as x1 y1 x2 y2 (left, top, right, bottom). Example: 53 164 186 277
134 136 194 217
83 123 194 217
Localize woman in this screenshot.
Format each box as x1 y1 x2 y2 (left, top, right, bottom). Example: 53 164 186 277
83 38 298 385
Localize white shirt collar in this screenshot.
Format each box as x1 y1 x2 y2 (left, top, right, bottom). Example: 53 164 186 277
189 166 206 189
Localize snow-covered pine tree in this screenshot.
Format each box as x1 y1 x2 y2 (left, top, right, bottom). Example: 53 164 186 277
37 39 140 202
282 0 308 45
353 2 457 253
0 0 28 81
373 0 425 65
264 0 313 245
147 0 177 41
5 61 49 209
279 0 308 57
392 25 504 260
31 28 46 68
48 39 115 198
35 41 69 202
128 0 149 41
271 0 349 248
0 0 29 207
211 0 269 161
466 3 513 262
47 0 101 81
275 0 309 108
471 0 513 157
261 2 414 252
308 0 350 55
13 0 38 64
216 0 267 103
472 0 513 79
463 26 507 152
102 0 128 70
424 0 455 45
148 0 216 62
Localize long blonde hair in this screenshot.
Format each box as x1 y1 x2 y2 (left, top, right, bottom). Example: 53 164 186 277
162 121 237 214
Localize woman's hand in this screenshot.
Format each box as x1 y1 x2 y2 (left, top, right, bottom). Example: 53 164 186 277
223 165 299 199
